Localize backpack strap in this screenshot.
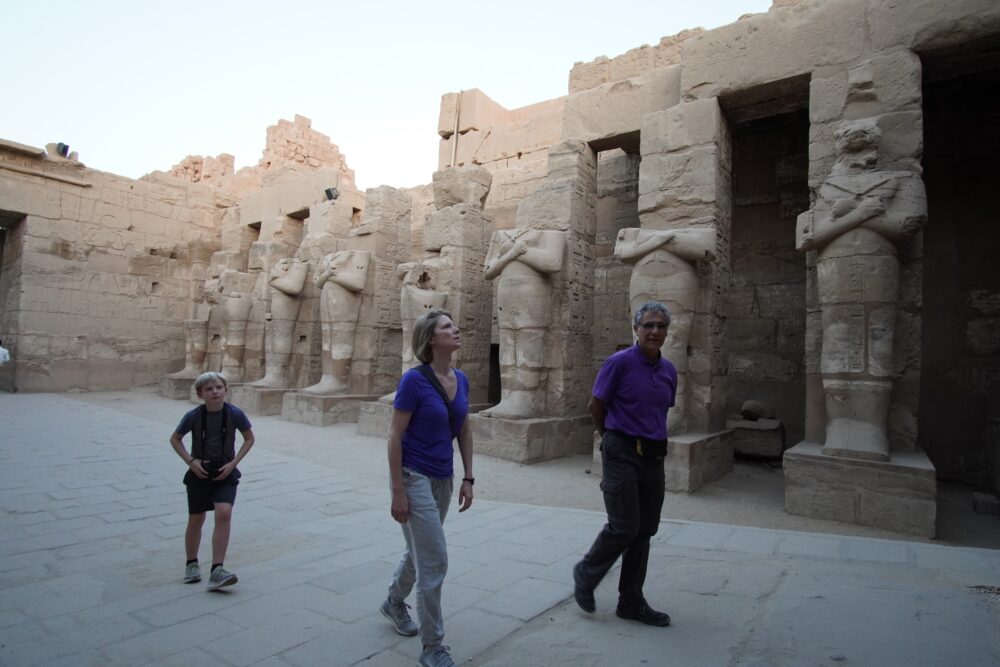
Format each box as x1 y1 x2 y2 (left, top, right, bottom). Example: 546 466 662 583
415 364 456 435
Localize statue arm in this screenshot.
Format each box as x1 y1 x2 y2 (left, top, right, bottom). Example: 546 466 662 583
484 246 521 280
615 230 673 263
396 261 416 281
797 195 885 251
330 267 369 292
270 261 309 296
313 259 335 288
518 232 565 274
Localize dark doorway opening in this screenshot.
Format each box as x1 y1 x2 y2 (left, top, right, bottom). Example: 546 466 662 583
919 39 1000 490
722 79 811 447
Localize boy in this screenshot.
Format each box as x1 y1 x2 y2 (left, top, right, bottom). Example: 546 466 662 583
169 372 255 590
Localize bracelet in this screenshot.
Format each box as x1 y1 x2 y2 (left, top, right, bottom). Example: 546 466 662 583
462 477 475 485
186 457 194 464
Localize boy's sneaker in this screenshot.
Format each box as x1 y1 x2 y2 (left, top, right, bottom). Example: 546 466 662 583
184 562 201 584
417 645 455 667
207 566 238 590
379 597 418 636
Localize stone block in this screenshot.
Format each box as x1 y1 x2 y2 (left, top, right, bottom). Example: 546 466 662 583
356 399 393 438
640 98 723 156
159 375 194 400
972 492 1000 516
280 392 381 426
665 430 734 493
727 418 786 458
423 205 487 252
561 68 680 144
868 0 1000 52
784 442 936 537
470 414 593 464
228 385 291 416
432 166 492 210
680 0 866 100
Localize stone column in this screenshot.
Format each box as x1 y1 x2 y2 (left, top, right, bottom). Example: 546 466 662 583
300 250 371 394
796 118 926 460
631 97 734 492
471 140 596 462
784 51 936 538
249 258 309 388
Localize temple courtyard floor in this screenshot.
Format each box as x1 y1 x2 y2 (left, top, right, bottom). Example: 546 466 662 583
1 388 998 666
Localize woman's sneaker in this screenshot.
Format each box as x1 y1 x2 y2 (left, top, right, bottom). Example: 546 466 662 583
184 562 201 584
207 565 238 590
418 645 455 667
379 597 418 636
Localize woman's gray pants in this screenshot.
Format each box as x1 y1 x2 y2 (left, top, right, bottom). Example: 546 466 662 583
388 468 452 647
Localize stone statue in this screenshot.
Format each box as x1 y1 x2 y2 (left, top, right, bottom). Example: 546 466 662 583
301 250 371 394
615 227 716 432
220 270 255 383
166 319 210 380
480 229 566 419
398 259 449 372
249 257 309 388
796 118 926 461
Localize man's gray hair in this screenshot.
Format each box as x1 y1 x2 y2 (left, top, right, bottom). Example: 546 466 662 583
633 301 671 327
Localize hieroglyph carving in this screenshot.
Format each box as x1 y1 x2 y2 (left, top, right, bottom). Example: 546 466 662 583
481 229 566 419
301 250 371 394
796 119 926 461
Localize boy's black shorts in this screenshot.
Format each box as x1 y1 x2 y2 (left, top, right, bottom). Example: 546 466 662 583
183 469 241 514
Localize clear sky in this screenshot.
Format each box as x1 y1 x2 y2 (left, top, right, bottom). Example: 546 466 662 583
2 0 771 190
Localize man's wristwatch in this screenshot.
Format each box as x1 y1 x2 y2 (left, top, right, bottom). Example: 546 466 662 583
462 477 475 485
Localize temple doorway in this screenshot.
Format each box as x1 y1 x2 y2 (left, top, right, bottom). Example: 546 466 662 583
920 39 1000 494
722 78 811 448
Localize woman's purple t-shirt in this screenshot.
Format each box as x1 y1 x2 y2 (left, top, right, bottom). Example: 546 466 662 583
394 367 470 479
592 345 677 441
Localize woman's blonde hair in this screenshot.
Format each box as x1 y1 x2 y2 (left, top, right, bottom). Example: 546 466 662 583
412 309 454 364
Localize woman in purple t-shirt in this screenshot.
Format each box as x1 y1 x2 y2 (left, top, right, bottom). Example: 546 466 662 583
380 309 474 667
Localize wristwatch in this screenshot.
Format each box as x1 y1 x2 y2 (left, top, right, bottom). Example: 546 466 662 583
462 477 475 485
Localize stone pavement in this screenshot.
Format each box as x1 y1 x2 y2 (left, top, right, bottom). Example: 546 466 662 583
0 392 998 666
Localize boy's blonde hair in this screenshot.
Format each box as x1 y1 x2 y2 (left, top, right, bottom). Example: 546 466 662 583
193 371 228 393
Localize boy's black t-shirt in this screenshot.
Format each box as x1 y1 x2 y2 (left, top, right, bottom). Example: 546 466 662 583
175 403 253 464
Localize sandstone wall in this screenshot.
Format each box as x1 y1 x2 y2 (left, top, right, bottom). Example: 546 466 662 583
437 89 565 231
0 142 221 391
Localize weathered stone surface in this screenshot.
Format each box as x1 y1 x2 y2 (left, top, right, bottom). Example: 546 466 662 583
470 414 592 464
432 165 492 210
665 430 734 493
281 392 381 426
561 68 681 144
784 442 936 537
680 0 866 100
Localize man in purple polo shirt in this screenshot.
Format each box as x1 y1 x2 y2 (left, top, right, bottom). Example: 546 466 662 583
573 301 677 627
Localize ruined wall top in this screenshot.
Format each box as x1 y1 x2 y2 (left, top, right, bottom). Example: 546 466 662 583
568 28 706 95
165 115 356 197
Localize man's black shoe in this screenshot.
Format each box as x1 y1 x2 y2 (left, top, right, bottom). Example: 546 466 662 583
572 562 595 613
616 602 671 627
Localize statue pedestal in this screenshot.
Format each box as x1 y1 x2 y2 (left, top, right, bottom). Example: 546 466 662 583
726 418 786 458
590 430 734 493
357 401 494 438
357 400 393 437
470 414 593 464
159 375 195 400
784 442 937 538
665 431 734 493
282 392 381 426
228 385 291 416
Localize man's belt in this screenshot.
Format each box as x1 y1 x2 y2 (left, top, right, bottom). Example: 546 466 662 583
606 429 668 458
